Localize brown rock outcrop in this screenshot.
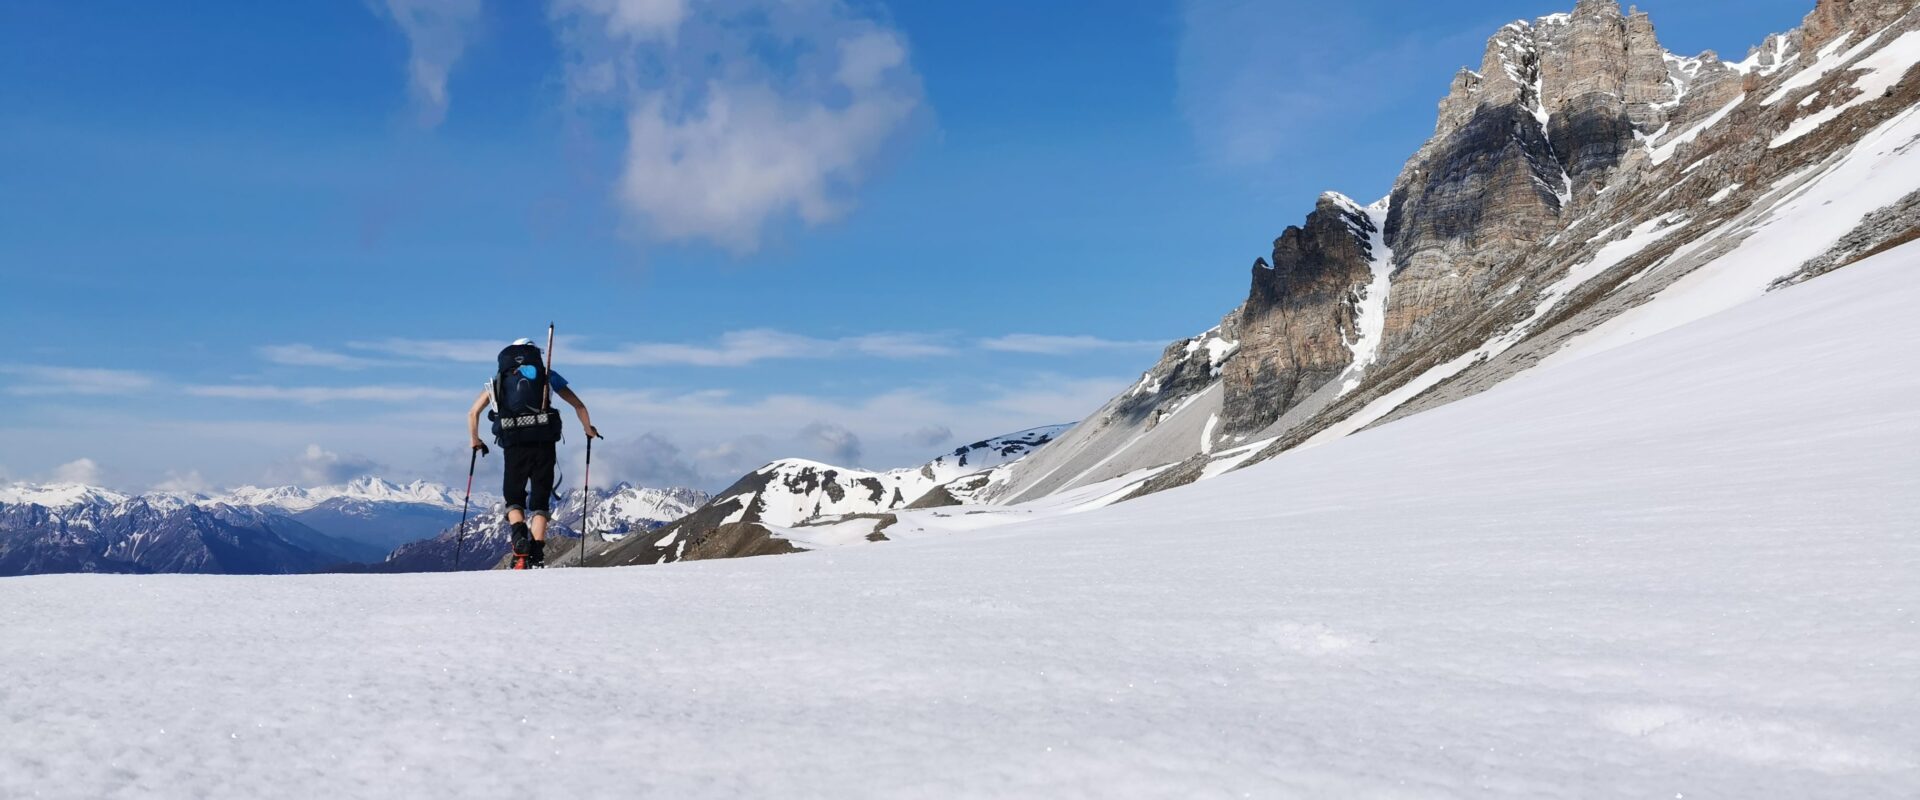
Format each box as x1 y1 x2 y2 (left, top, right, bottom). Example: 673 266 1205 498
1219 195 1379 434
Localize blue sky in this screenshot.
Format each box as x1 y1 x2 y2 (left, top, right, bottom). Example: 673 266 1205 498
0 0 1815 492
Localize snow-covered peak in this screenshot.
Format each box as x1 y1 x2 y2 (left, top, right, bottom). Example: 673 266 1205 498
714 425 1073 529
214 478 466 512
921 425 1074 484
597 484 708 524
0 482 131 509
2 477 476 516
1734 32 1799 76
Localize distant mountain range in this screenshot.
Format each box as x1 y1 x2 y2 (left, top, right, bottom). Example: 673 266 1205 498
2 477 703 576
0 428 1065 576
381 483 710 572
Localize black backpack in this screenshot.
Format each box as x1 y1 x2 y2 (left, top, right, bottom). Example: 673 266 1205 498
489 343 563 446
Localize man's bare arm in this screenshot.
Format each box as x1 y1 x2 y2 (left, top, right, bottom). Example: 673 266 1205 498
556 386 599 439
467 389 492 451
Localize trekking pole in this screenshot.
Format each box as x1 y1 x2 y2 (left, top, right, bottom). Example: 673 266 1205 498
453 443 487 570
579 434 595 568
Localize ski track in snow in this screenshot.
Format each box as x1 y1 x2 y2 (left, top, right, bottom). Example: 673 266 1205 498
5 242 1919 798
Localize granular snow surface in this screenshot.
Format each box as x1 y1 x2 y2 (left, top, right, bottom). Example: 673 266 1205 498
4 254 1918 797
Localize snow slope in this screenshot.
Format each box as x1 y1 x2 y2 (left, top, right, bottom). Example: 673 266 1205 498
4 253 1916 796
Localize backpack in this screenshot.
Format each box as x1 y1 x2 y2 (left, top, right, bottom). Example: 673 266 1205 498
489 343 563 447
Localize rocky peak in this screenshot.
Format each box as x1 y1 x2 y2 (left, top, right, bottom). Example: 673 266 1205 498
1624 11 1679 130
1219 193 1382 434
973 0 1920 512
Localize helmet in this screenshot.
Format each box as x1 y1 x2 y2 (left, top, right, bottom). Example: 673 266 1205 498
511 338 537 347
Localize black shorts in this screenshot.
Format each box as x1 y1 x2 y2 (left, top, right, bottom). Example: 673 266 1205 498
503 443 557 517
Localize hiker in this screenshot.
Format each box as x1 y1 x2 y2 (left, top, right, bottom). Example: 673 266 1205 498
467 337 599 569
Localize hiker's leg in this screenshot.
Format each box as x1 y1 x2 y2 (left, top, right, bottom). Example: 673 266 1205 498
503 445 531 521
503 446 533 555
528 444 556 542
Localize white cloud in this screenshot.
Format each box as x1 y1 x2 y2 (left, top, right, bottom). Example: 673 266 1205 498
267 445 385 486
836 30 908 91
353 330 953 368
2 373 1124 492
50 458 103 485
902 424 952 448
151 470 213 495
583 374 1120 478
799 421 864 466
185 384 470 404
551 0 925 253
6 366 155 396
978 334 1164 355
375 0 486 128
259 344 384 370
348 338 501 364
594 432 705 489
844 333 956 359
552 0 685 44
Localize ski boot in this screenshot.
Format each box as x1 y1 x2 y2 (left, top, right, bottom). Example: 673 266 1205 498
510 522 532 570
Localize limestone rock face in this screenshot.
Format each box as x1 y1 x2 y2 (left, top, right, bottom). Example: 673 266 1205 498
1219 195 1378 434
953 0 1920 511
1806 0 1916 50
1388 98 1562 347
1541 0 1636 184
1625 11 1679 131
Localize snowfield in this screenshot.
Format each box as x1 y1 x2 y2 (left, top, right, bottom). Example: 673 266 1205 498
5 250 1918 797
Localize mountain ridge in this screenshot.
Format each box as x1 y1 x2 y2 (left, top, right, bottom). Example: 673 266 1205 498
980 0 1920 507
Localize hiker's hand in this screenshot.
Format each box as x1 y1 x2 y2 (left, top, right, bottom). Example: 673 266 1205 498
587 425 602 440
471 439 490 456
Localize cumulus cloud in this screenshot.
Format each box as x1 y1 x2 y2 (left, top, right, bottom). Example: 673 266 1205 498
551 0 685 44
692 435 774 481
798 422 863 466
551 0 925 253
268 445 385 486
151 470 213 495
595 432 706 489
50 458 103 485
375 0 485 128
902 424 952 448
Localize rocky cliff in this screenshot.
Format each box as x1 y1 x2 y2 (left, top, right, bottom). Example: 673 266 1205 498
986 0 1920 504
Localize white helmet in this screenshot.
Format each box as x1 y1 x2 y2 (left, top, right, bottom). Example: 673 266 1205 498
511 338 536 347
